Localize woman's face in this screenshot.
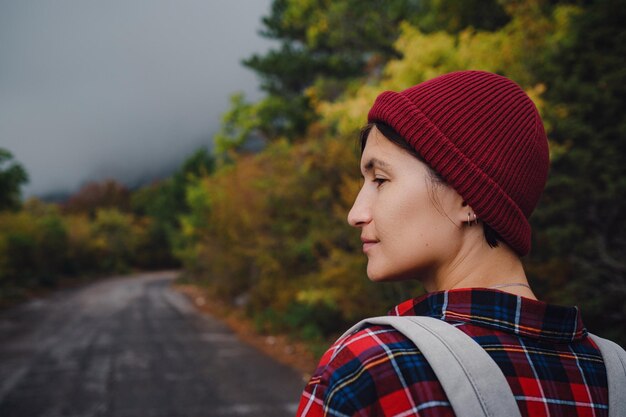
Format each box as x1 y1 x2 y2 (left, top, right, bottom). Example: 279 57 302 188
348 127 464 282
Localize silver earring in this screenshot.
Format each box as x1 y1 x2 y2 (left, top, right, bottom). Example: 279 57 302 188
473 213 478 225
467 212 472 227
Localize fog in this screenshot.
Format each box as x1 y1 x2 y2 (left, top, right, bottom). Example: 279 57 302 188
0 0 274 197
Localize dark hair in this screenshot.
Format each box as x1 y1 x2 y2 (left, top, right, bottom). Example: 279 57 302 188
359 122 501 249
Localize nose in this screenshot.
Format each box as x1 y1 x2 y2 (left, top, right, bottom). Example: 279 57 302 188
347 187 371 227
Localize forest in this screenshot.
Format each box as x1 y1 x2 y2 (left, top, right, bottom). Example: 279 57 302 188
1 0 625 350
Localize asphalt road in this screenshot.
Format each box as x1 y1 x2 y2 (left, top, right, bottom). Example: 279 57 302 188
0 271 304 417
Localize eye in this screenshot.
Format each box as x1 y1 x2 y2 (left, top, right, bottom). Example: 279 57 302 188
373 177 388 187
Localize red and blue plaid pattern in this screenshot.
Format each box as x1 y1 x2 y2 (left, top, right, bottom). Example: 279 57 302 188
296 288 609 417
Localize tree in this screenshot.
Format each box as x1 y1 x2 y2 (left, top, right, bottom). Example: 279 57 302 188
529 0 626 344
132 147 215 221
416 0 509 33
238 0 510 143
131 148 215 268
181 0 626 347
0 149 29 211
62 179 131 217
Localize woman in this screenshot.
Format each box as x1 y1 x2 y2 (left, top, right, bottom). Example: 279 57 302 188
296 71 620 416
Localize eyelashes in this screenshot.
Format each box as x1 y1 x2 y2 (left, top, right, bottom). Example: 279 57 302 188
373 177 388 187
359 174 389 188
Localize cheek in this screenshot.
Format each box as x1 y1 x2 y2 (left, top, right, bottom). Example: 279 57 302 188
371 183 452 276
376 183 432 239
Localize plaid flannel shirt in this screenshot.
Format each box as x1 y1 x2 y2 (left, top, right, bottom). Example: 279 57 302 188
296 288 609 417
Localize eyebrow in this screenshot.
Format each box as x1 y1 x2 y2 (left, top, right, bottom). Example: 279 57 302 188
362 158 390 173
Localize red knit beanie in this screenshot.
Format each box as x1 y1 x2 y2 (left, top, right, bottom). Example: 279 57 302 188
367 70 549 256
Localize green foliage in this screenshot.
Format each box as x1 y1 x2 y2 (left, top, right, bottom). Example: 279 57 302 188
130 147 215 268
63 214 102 275
0 146 216 303
176 133 421 338
2 0 623 351
0 148 29 211
176 0 625 349
416 0 510 33
527 0 626 344
230 0 513 143
238 0 431 140
0 196 165 302
130 182 178 268
90 208 142 273
0 201 68 292
0 199 155 299
214 93 262 154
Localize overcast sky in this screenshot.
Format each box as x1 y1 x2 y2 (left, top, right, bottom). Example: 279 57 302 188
0 0 274 197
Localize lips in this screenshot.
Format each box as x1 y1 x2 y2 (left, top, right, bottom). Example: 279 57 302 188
361 237 379 253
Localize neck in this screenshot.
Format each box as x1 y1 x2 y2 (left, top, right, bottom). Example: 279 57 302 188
423 236 538 300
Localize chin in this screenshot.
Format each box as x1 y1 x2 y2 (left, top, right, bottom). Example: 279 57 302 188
367 266 419 283
367 258 434 283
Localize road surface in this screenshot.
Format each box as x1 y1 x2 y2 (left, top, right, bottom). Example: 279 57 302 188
0 271 304 417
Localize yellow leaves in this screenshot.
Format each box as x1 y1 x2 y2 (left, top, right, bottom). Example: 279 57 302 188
319 10 567 160
281 0 331 47
336 174 360 215
548 139 572 163
176 3 586 338
0 199 157 285
64 214 98 256
0 210 38 237
307 14 329 46
178 133 362 306
456 29 512 73
296 288 339 306
89 209 145 271
319 86 379 137
525 82 548 116
385 24 459 88
319 22 532 138
552 4 583 40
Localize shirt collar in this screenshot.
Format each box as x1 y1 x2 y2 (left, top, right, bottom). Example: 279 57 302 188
389 288 587 343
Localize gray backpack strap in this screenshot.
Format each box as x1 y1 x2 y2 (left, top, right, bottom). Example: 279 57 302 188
343 316 521 417
588 334 626 417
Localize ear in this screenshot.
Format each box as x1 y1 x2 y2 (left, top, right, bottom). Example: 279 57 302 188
458 200 479 227
435 185 478 227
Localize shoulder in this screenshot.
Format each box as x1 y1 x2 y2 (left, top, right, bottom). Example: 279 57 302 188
318 324 422 376
301 324 435 415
